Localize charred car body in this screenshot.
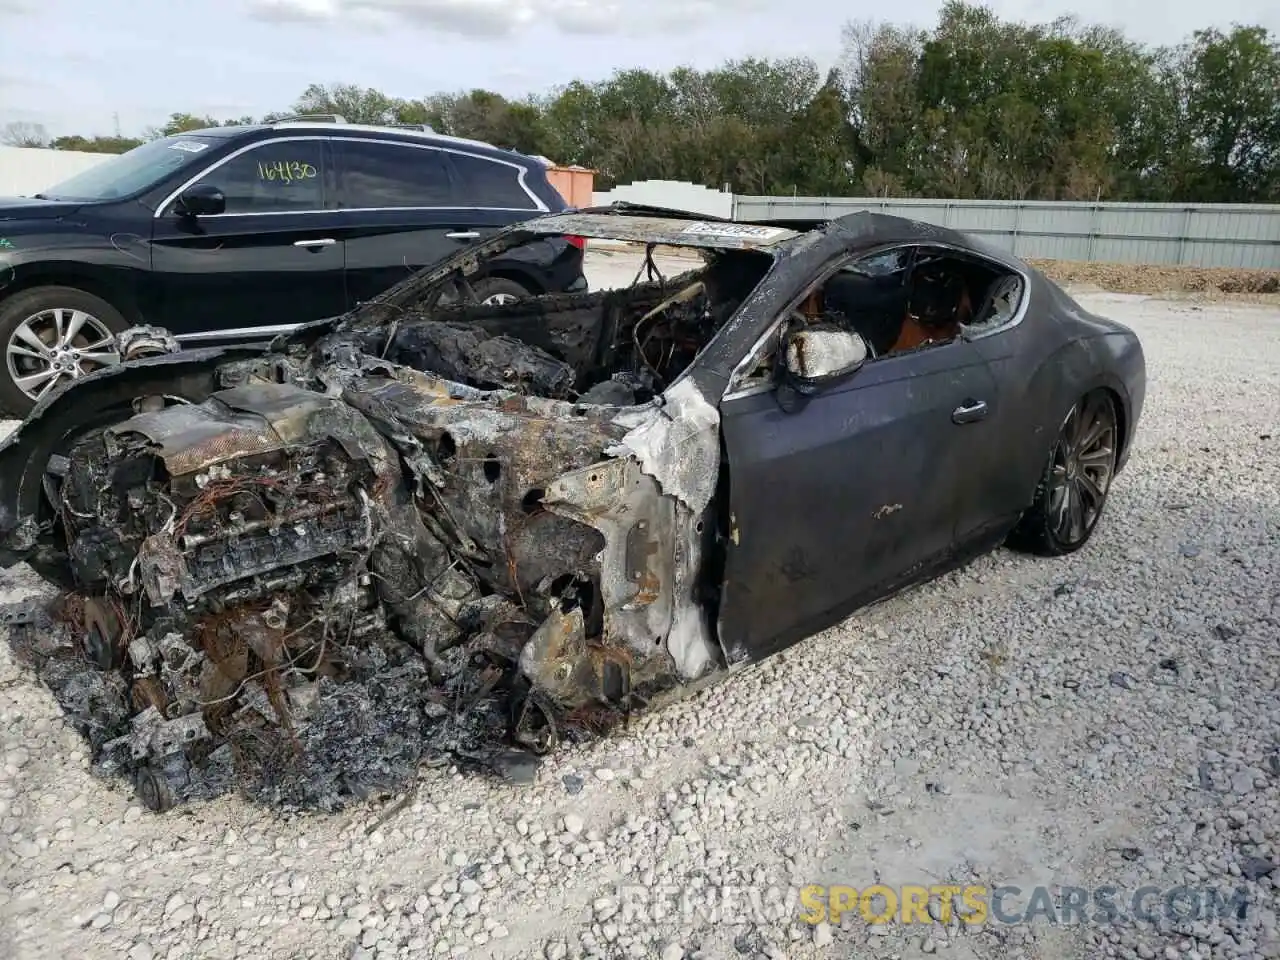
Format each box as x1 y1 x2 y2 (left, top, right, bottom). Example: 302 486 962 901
0 204 1146 811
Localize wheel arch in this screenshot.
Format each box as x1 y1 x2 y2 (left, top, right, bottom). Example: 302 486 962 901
1099 383 1130 471
0 346 263 572
480 266 543 295
1009 336 1136 514
0 261 145 326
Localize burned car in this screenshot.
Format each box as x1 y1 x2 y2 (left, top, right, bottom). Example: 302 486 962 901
0 204 1145 811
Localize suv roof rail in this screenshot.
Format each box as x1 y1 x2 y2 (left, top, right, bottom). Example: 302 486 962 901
385 122 437 133
275 113 347 124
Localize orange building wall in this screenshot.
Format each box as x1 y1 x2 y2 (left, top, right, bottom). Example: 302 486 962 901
545 165 595 208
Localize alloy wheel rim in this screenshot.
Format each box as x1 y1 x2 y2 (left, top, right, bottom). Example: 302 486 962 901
482 293 519 306
5 307 121 401
1048 395 1117 544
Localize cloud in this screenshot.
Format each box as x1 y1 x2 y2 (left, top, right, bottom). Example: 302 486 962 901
247 0 392 28
246 0 753 37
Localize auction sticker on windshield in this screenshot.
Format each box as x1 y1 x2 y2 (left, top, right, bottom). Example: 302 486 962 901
681 222 787 240
168 140 210 153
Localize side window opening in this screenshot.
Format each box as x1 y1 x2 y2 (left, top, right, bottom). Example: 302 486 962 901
731 246 1023 393
962 272 1026 333
735 248 914 388
195 140 326 214
811 248 1022 358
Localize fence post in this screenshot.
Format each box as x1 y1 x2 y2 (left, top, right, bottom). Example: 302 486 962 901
1011 202 1023 257
1175 206 1195 265
1086 201 1101 262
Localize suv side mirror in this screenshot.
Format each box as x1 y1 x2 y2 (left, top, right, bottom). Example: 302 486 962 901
781 323 868 395
175 184 225 217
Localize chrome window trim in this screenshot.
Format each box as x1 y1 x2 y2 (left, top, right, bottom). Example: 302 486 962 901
155 135 547 219
269 120 499 154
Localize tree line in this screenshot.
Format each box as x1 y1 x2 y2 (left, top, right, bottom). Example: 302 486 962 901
5 2 1278 203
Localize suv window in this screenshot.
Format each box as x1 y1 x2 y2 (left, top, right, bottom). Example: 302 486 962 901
450 154 539 210
339 141 454 208
194 140 326 214
42 135 215 202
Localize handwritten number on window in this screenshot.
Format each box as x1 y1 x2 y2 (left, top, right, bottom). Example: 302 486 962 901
257 160 318 184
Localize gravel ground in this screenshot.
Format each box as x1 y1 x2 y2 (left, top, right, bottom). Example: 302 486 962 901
1 254 1278 960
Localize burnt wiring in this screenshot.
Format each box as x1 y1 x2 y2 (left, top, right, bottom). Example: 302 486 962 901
631 281 709 380
629 243 666 291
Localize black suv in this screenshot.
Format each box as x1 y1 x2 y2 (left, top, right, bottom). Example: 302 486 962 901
0 116 586 415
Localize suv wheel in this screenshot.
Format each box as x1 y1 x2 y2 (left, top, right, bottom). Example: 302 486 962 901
472 277 531 306
0 286 127 417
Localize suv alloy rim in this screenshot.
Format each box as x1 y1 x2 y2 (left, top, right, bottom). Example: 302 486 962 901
5 307 121 401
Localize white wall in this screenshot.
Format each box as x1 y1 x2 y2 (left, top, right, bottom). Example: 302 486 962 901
0 146 112 197
592 180 733 219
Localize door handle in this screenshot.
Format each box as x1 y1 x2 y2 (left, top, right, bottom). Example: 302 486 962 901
952 399 988 424
294 238 336 248
445 231 481 240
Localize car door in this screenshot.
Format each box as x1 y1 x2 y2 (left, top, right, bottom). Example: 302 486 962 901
147 137 346 341
332 139 542 305
716 257 1003 662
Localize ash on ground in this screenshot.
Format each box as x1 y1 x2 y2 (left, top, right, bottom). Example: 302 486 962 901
2 591 552 812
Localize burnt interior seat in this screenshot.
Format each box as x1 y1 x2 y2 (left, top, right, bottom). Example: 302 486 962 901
822 269 909 356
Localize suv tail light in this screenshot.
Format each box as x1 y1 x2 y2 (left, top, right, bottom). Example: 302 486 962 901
565 235 586 251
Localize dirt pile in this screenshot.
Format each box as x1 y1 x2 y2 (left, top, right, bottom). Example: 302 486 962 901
1030 258 1280 298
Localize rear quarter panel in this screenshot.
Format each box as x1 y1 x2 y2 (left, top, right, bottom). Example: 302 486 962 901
970 273 1144 520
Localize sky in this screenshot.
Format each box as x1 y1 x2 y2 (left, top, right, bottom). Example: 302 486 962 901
1 0 1277 138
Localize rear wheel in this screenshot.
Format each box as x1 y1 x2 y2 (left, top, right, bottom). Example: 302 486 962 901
1008 390 1119 556
0 286 127 417
472 277 532 306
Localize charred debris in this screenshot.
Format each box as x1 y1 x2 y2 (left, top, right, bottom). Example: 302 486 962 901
4 241 776 812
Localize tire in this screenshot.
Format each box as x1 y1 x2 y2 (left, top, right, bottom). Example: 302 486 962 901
472 277 532 306
0 286 128 418
1007 390 1120 557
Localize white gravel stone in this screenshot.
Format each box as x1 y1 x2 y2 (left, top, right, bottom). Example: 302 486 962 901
338 918 363 938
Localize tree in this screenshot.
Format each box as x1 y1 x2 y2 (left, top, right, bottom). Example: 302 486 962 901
1 121 49 147
292 83 398 124
1179 26 1280 201
20 8 1279 203
841 20 922 192
49 134 143 154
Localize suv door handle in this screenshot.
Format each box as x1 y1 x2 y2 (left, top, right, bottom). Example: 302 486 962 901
952 399 988 424
294 238 336 248
445 231 481 240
